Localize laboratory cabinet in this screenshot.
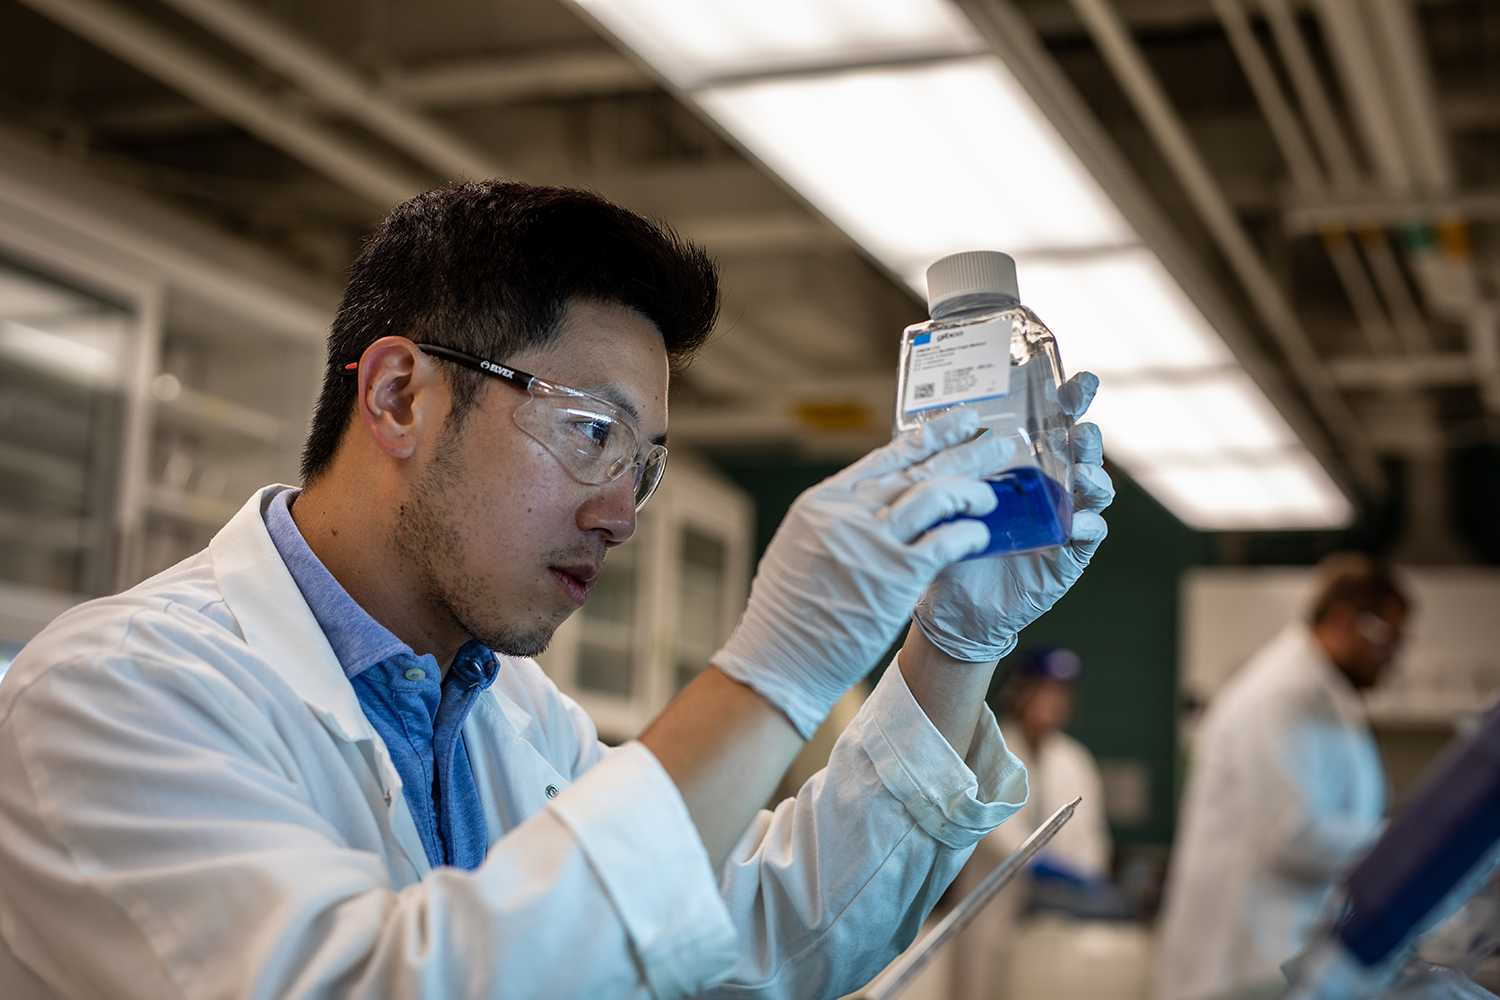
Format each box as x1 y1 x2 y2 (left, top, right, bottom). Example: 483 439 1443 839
0 130 334 661
0 252 319 628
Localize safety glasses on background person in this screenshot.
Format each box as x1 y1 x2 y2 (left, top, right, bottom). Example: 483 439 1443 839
1354 611 1399 648
342 344 668 509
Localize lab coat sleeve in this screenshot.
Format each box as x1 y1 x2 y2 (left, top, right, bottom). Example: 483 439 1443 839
1265 707 1384 882
0 649 737 1000
708 661 1028 1000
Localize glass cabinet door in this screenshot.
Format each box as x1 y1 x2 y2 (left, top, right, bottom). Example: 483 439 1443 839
139 306 314 580
576 540 638 696
0 260 129 596
675 528 727 694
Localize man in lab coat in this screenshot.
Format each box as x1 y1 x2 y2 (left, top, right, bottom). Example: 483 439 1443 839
1155 555 1407 1000
0 182 1116 999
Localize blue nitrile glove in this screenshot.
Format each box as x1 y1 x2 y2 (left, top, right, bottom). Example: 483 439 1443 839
712 408 1018 738
912 372 1116 663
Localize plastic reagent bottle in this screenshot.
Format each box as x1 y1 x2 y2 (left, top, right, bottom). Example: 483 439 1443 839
895 250 1074 558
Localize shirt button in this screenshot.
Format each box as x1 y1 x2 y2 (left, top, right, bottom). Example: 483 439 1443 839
404 668 426 682
545 785 559 799
383 790 392 804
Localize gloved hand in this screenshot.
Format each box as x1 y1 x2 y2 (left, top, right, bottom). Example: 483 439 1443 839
713 408 1018 738
912 372 1116 663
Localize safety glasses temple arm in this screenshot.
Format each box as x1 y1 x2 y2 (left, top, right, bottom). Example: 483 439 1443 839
338 344 537 394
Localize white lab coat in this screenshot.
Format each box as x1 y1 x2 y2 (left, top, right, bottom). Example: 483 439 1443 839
950 722 1112 1000
1154 624 1386 1000
988 721 1112 878
0 486 1029 1000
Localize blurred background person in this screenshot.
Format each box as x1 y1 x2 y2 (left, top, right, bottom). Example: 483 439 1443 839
1155 554 1408 1000
951 646 1114 1000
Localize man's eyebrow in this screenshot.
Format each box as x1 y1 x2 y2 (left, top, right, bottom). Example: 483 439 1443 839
586 383 665 445
589 383 640 423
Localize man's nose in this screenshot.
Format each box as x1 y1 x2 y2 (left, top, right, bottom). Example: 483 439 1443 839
579 472 638 544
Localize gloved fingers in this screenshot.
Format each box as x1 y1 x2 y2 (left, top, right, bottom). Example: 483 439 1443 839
1069 421 1103 466
883 476 998 544
841 408 981 483
858 429 1014 508
1057 371 1100 420
871 429 1015 494
907 517 992 566
1068 510 1109 546
1073 462 1115 513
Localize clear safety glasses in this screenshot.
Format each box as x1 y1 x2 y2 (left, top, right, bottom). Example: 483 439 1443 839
342 344 668 509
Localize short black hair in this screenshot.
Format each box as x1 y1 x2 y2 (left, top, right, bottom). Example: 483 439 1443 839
1309 553 1409 625
301 181 720 482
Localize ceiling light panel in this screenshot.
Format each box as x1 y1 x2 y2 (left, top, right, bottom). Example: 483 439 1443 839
576 0 979 86
1011 249 1236 374
1136 454 1352 530
1087 373 1299 463
701 60 1133 269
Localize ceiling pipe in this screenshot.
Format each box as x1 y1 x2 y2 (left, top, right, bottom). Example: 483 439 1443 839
1315 0 1497 417
1310 0 1413 193
1469 308 1500 415
388 51 652 108
1360 231 1432 352
1252 0 1433 353
1257 0 1361 191
1366 0 1452 193
1064 0 1382 493
152 0 507 183
956 0 1361 501
13 0 425 207
1210 0 1399 357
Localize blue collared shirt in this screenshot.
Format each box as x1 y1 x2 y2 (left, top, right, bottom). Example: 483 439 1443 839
263 487 496 870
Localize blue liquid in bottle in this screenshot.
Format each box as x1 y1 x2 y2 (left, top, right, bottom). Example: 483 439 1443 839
944 467 1073 559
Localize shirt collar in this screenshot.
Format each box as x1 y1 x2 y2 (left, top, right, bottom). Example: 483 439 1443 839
262 487 411 679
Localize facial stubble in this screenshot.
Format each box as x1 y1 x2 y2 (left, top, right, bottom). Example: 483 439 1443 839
392 422 563 659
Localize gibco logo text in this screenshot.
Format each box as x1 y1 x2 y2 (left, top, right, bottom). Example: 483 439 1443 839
936 331 964 342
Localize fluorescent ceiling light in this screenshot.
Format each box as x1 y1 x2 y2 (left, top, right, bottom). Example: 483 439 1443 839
1010 249 1235 374
578 0 978 86
571 0 1354 530
1136 454 1352 530
701 61 1132 266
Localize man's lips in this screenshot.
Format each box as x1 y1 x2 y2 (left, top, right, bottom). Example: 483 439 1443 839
550 563 600 604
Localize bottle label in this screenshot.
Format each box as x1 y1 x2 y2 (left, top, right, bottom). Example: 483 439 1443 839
901 318 1012 416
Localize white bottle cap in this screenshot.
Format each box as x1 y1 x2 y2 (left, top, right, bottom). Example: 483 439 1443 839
925 251 1019 313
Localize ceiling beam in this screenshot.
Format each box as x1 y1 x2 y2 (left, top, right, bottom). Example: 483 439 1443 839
1328 353 1476 390
14 0 426 207
387 50 653 108
153 0 508 183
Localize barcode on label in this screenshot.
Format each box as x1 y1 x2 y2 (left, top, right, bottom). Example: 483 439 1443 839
913 383 935 400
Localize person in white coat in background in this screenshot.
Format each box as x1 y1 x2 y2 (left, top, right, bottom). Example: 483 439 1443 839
951 647 1113 1000
993 648 1112 880
1154 554 1407 1000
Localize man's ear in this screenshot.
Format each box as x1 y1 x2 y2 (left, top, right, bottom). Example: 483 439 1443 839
354 337 445 460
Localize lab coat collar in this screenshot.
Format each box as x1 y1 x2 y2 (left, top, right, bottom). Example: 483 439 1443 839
208 486 379 746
